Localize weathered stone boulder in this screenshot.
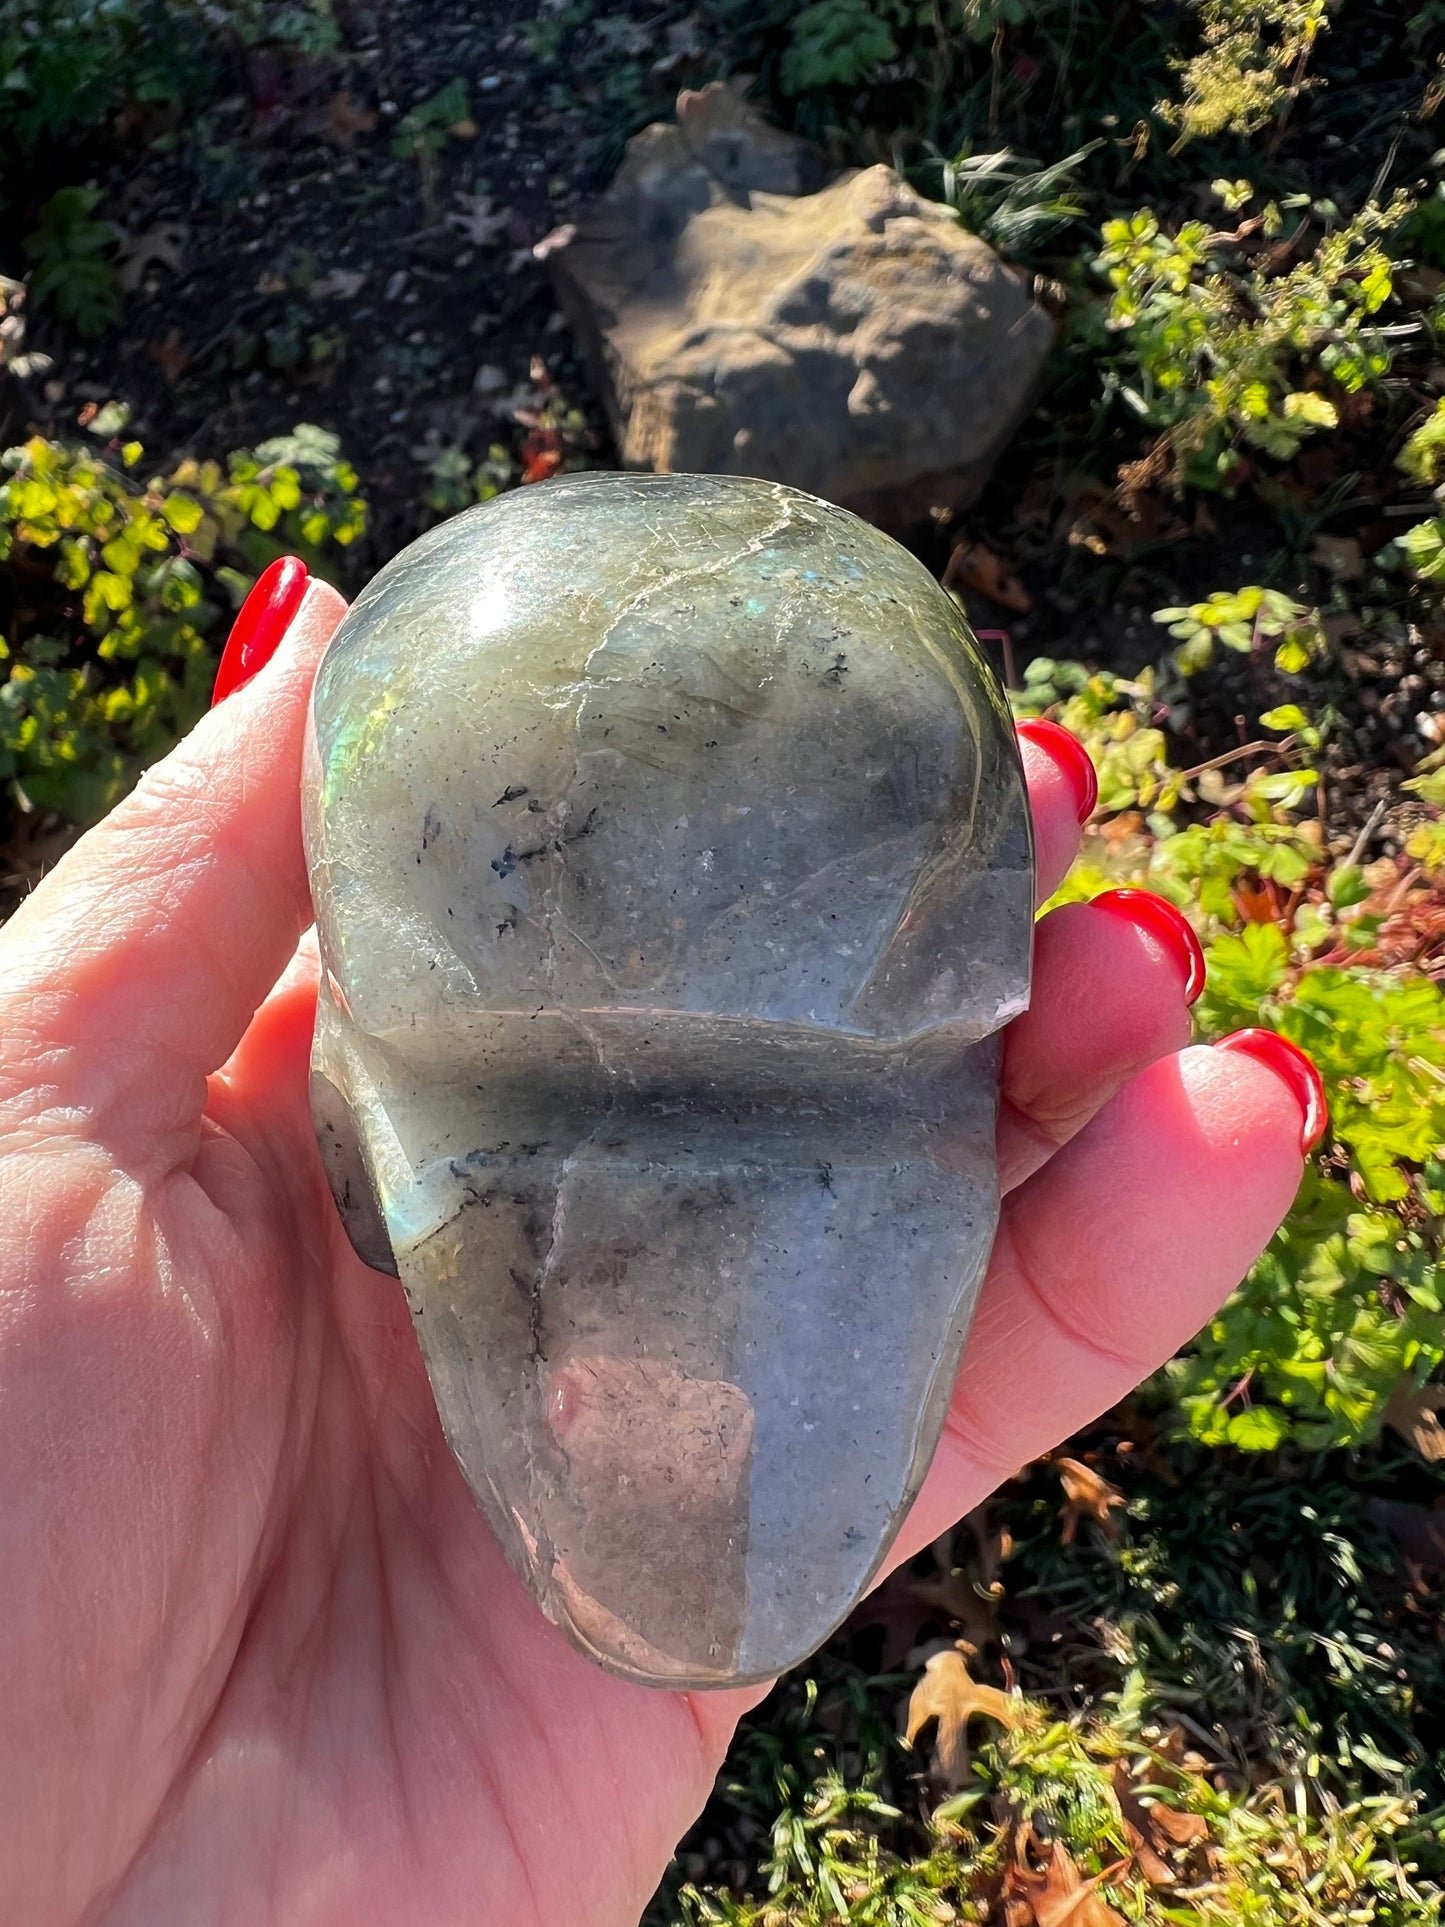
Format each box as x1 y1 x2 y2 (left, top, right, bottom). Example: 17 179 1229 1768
549 84 1055 530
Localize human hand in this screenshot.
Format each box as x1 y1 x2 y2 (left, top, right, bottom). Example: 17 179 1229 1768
0 569 1320 1926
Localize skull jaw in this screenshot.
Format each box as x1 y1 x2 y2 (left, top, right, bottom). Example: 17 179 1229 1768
318 1034 1002 1689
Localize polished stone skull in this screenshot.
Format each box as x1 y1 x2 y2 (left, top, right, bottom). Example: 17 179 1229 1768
305 473 1033 1687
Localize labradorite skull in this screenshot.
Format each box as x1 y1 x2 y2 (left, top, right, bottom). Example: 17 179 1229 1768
305 473 1033 1687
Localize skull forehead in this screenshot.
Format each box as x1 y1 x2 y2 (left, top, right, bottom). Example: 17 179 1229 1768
306 474 1031 1039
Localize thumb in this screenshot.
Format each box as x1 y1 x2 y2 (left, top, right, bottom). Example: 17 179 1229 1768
0 571 347 1128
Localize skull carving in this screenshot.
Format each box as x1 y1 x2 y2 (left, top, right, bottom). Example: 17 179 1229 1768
305 474 1033 1687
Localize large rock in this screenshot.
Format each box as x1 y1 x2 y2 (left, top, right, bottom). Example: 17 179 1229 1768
549 84 1054 529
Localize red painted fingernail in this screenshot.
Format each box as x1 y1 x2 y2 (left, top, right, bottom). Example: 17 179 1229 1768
1092 888 1206 1005
211 556 309 705
1016 717 1098 825
1215 1028 1328 1155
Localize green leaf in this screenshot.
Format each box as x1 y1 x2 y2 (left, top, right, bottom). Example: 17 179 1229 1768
1227 1406 1290 1450
1259 704 1309 732
1396 518 1445 581
162 492 204 536
1282 391 1339 428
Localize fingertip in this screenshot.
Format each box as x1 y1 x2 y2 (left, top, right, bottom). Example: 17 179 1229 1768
212 556 310 705
1016 718 1094 903
1137 1042 1307 1237
246 574 348 704
1091 887 1206 1006
1015 1041 1306 1339
1215 1028 1327 1155
1017 717 1097 824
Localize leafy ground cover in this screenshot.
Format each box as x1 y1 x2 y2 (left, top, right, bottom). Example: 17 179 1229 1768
3 0 1445 1920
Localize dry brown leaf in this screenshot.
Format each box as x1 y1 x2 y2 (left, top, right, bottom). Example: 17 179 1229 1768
148 330 192 382
943 539 1031 612
847 1566 937 1672
1019 1844 1129 1927
1383 1383 1445 1461
1311 533 1363 580
904 1645 1019 1789
117 220 188 292
1110 1767 1172 1885
1149 1804 1209 1848
1232 878 1282 925
318 89 377 146
1120 1819 1172 1886
1110 1762 1209 1882
1054 1458 1126 1544
906 1514 1008 1653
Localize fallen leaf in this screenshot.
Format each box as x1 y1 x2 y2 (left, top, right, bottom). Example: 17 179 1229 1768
847 1568 939 1672
1383 1383 1445 1461
1232 878 1282 924
944 539 1031 612
1311 533 1363 580
1149 1804 1209 1848
317 89 377 146
1111 1767 1171 1884
521 445 563 485
309 267 366 301
904 1644 1019 1789
1111 1762 1208 1882
907 1513 1011 1655
448 191 510 247
1054 1457 1126 1544
148 330 192 382
1119 1818 1172 1886
653 12 706 71
1028 1845 1129 1927
117 220 188 292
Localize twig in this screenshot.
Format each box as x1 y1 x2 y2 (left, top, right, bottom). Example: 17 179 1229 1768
1344 796 1389 871
1173 740 1280 784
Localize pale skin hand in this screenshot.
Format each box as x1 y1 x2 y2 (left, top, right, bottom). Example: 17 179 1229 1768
0 586 1307 1927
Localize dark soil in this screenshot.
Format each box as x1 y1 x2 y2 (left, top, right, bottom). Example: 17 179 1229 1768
2 0 668 563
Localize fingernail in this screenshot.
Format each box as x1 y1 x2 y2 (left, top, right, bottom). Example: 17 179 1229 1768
1016 717 1098 825
212 556 310 705
1092 888 1206 1005
1215 1028 1328 1155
